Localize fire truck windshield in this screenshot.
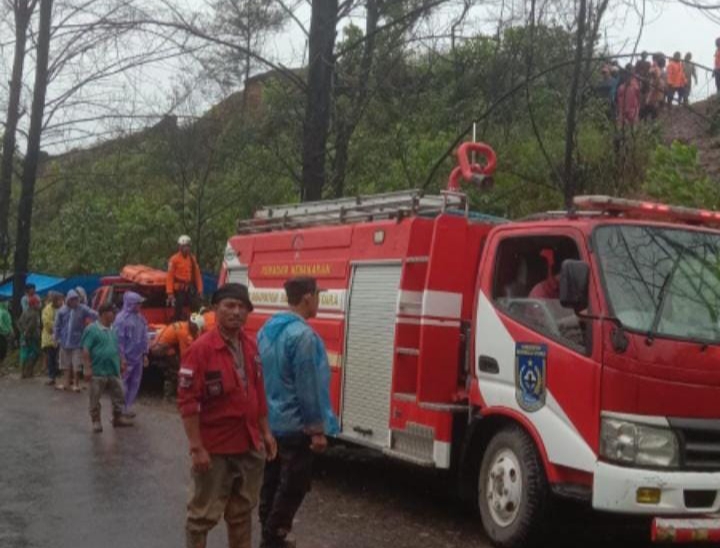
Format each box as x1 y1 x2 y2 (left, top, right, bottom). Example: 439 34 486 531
595 224 720 344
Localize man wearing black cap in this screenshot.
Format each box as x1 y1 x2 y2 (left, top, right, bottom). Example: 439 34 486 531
257 277 339 548
178 283 277 548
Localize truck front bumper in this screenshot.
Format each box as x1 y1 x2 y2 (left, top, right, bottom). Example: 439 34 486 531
592 461 720 515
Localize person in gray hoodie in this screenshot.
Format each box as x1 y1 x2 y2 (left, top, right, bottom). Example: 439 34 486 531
54 289 97 391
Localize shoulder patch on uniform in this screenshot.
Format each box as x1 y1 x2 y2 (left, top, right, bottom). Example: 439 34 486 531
179 367 193 377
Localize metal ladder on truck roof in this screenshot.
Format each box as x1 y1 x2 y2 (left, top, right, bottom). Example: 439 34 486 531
236 189 467 234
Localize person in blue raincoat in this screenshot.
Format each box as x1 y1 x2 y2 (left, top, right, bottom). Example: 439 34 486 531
257 276 338 548
54 289 98 391
112 291 149 417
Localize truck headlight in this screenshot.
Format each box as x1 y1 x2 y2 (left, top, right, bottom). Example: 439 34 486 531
600 418 679 468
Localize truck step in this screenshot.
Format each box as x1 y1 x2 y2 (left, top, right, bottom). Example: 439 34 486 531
382 448 435 468
390 423 434 465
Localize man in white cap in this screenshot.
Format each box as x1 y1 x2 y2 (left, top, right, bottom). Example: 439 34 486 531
167 235 203 321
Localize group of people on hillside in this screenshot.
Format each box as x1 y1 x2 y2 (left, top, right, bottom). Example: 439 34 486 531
598 50 698 129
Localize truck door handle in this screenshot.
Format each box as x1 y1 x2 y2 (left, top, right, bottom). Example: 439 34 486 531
353 426 373 436
478 355 499 374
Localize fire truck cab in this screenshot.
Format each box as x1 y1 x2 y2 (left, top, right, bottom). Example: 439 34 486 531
221 148 720 547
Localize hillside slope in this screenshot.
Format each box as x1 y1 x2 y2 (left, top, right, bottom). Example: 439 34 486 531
660 98 720 180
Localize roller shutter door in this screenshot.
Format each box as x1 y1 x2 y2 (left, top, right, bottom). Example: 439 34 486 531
341 263 401 448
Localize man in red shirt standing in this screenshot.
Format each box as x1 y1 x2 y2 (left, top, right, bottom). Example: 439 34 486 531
178 283 277 548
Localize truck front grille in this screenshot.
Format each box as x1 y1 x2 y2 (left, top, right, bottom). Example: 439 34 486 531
669 418 720 471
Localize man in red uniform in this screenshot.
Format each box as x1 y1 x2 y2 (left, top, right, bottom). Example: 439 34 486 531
178 283 277 548
167 235 204 321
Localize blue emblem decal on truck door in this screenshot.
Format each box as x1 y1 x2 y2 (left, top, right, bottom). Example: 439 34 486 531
515 343 547 412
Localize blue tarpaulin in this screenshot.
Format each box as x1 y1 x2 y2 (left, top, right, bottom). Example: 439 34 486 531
53 275 104 298
0 273 104 299
0 272 217 300
0 273 64 298
202 273 218 296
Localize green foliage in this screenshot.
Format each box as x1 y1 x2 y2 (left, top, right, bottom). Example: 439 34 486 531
644 141 719 208
22 23 668 278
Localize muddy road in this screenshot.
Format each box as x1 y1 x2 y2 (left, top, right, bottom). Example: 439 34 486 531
0 378 657 548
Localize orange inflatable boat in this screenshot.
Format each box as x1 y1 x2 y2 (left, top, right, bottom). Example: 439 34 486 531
120 265 168 287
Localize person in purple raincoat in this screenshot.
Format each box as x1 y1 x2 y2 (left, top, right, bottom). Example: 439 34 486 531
113 292 149 417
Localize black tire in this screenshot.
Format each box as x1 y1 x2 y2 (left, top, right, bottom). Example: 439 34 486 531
478 425 550 548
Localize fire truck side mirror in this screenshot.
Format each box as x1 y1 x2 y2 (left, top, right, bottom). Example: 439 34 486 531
559 260 590 312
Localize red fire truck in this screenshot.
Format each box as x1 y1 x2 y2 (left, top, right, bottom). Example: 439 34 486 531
221 144 720 547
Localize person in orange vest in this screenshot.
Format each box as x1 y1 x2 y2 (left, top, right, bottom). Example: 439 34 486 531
715 38 720 94
666 51 687 106
202 309 216 332
167 235 203 321
151 312 207 399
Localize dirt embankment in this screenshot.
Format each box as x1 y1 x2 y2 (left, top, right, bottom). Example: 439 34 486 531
660 98 720 180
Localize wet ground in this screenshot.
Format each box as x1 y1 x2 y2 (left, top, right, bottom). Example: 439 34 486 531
0 377 661 548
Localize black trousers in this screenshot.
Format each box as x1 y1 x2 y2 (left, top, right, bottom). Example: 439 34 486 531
45 346 59 380
667 86 686 105
259 435 314 546
0 335 7 362
172 288 197 321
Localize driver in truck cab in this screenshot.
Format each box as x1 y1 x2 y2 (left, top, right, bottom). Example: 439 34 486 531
529 249 561 300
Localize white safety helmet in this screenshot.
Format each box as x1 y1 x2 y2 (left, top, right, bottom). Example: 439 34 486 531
189 313 205 332
178 235 192 246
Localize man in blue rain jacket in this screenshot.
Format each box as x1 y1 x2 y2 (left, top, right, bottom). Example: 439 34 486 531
257 276 338 548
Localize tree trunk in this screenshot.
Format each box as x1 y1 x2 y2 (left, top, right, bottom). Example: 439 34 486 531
331 125 351 198
12 0 53 316
300 0 338 201
0 1 33 273
330 0 378 198
562 0 588 209
241 24 251 117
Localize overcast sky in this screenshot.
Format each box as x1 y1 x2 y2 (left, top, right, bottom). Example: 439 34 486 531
616 1 719 100
264 0 720 100
1 0 718 153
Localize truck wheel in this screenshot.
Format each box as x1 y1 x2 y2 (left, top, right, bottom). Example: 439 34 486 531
478 425 549 548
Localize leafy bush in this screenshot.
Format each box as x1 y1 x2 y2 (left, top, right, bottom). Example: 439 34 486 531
644 141 719 208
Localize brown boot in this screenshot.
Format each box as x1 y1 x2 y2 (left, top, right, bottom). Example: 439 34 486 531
186 530 207 548
227 512 252 548
112 414 134 428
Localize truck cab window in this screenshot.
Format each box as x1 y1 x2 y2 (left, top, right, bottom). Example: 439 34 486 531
492 235 590 353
